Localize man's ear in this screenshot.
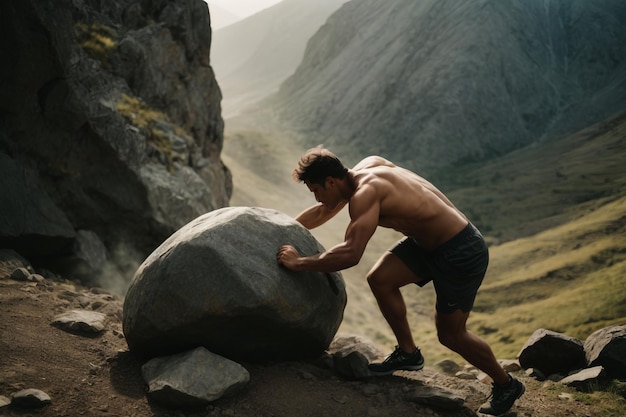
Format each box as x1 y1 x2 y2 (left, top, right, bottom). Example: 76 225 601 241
325 177 336 188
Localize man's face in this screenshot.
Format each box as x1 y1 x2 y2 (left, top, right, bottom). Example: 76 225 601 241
305 178 341 209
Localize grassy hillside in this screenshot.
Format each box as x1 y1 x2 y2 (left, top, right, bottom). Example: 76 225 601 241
222 111 626 363
472 195 626 359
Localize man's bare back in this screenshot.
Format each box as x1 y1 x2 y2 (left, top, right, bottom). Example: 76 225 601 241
349 156 468 249
278 153 470 273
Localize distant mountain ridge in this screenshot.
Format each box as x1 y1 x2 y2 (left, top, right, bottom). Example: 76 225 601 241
211 0 349 118
252 0 626 174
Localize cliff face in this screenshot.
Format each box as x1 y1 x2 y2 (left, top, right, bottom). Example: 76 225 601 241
266 0 626 174
0 0 231 284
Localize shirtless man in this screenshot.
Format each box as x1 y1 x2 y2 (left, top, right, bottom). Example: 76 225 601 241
277 147 525 416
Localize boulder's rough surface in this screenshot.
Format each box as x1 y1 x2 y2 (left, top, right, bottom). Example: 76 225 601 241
123 207 347 361
142 347 249 408
584 325 626 379
518 328 586 375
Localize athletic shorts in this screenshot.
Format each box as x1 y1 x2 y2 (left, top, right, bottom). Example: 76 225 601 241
390 223 489 314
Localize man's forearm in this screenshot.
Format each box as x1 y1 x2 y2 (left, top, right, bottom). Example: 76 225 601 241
292 246 360 273
295 204 334 229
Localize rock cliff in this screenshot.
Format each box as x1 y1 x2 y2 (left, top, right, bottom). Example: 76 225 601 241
0 0 231 285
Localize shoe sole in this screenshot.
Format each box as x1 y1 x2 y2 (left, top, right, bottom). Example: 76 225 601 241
476 382 526 416
368 363 424 376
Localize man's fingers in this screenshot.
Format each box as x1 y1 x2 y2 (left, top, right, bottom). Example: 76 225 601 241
277 245 288 263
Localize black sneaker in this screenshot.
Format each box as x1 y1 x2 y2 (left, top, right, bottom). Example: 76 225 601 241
478 373 525 416
367 346 424 376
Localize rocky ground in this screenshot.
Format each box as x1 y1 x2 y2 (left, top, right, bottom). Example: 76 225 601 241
0 252 620 417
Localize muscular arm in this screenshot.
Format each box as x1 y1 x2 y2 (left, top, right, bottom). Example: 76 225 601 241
295 201 347 229
278 186 379 272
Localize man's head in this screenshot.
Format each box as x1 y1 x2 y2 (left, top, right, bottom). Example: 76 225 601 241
293 146 348 186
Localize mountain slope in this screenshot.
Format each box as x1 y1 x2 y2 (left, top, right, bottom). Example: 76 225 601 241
445 110 626 243
211 0 349 118
254 0 626 174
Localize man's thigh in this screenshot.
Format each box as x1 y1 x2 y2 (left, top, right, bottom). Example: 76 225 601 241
369 248 431 288
387 237 435 287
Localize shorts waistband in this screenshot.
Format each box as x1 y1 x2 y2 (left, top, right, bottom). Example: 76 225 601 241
431 223 478 254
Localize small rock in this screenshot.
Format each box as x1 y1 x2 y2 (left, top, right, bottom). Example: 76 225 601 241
560 366 606 391
10 267 31 282
333 350 370 380
11 389 51 408
407 386 466 410
30 273 46 283
525 367 546 381
52 309 107 334
476 371 492 383
142 346 250 408
434 359 461 375
499 359 521 373
455 371 477 380
328 334 384 362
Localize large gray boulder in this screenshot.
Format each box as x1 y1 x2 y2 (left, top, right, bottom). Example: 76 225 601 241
123 207 347 361
584 325 626 379
518 328 586 375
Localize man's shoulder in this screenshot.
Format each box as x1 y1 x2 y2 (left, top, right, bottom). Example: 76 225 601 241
353 155 395 170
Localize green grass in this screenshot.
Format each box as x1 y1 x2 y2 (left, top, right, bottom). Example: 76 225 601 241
542 381 626 417
75 23 117 68
572 390 626 417
116 93 193 172
469 195 626 358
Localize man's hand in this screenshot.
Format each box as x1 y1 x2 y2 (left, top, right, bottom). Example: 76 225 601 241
277 245 301 270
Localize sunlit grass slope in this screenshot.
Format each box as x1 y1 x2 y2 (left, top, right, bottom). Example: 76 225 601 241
472 195 626 359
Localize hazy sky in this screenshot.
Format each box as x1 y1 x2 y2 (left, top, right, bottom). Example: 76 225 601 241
208 0 284 18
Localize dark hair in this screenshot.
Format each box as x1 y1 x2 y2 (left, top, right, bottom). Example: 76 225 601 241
292 146 348 186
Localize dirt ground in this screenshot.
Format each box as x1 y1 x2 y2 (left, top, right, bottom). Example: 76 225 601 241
0 256 613 417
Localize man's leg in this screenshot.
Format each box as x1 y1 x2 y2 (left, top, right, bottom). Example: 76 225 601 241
366 252 426 375
435 309 509 384
367 252 422 353
436 310 526 415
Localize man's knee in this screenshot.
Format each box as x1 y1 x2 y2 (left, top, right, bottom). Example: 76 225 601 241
437 329 457 349
436 321 465 350
366 269 383 291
